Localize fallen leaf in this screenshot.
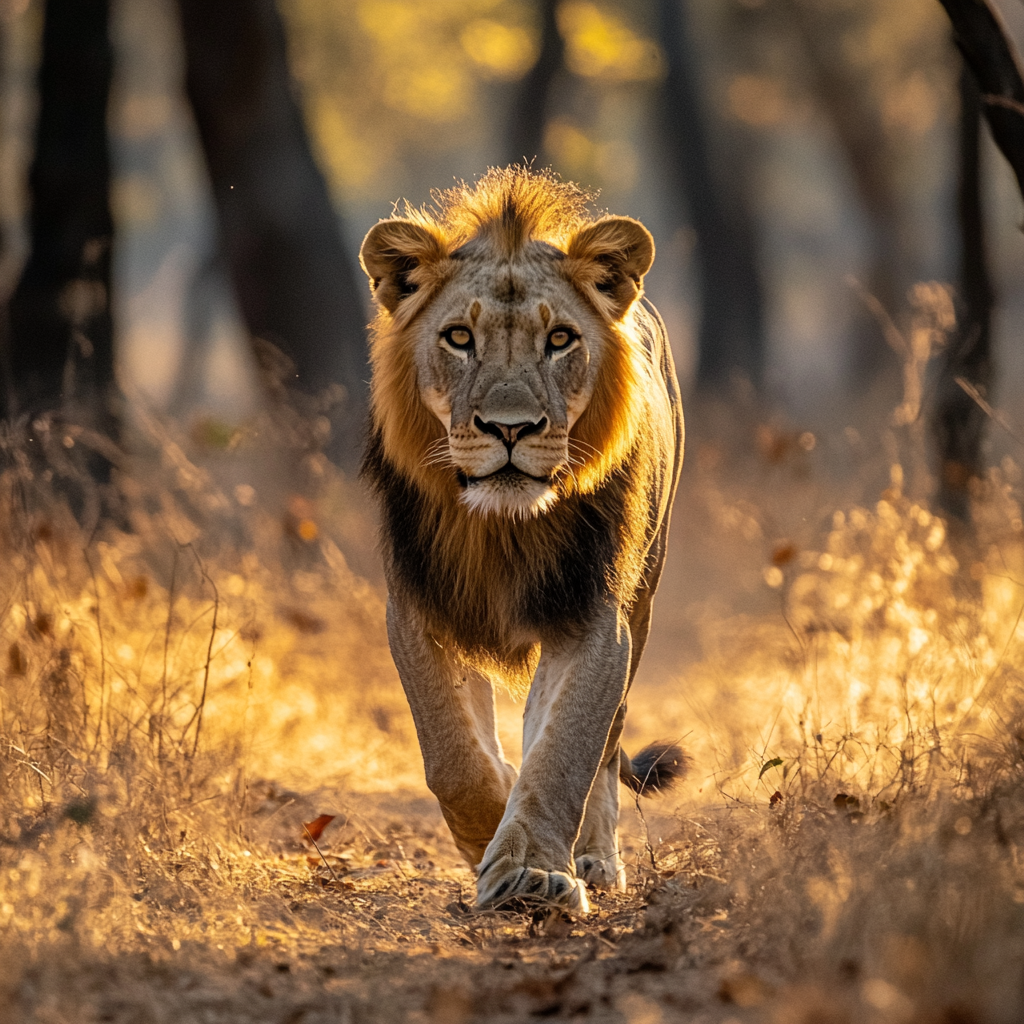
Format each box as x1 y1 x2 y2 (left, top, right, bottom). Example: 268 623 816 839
302 814 336 843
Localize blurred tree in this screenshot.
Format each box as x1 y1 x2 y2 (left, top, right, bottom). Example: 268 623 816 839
777 0 908 384
934 0 1024 519
656 0 765 391
939 0 1024 199
505 0 563 167
3 0 116 436
176 0 369 468
932 67 993 521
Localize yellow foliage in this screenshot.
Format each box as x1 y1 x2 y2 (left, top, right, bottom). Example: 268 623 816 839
558 1 664 82
461 18 538 80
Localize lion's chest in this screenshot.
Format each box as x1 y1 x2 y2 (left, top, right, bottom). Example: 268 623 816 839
384 490 630 656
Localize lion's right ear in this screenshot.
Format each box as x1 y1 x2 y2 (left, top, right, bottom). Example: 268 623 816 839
359 219 449 314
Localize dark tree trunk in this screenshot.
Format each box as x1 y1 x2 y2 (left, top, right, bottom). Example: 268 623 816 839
939 0 1024 201
655 0 765 391
933 0 1024 519
932 68 994 520
505 0 563 167
175 0 369 468
4 0 115 432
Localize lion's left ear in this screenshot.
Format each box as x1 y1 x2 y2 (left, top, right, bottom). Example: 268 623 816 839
564 217 655 321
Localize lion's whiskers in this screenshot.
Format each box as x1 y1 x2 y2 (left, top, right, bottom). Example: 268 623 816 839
568 438 604 462
421 437 454 469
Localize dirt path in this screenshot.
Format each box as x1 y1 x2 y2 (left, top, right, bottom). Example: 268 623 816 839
5 789 746 1024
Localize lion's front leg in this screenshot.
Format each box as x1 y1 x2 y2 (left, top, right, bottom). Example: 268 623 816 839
387 599 517 866
475 604 631 913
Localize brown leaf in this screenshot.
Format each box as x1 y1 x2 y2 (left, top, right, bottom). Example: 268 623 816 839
281 608 326 634
8 643 26 676
302 814 336 842
769 790 783 807
771 542 797 566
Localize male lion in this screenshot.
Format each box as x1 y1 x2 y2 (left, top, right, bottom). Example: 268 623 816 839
360 168 685 912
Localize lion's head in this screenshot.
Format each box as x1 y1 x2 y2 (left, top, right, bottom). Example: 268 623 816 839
360 168 656 518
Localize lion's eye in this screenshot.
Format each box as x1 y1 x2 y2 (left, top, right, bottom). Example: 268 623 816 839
441 326 474 351
547 327 578 352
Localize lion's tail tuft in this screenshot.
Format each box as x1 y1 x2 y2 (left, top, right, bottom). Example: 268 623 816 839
619 742 689 796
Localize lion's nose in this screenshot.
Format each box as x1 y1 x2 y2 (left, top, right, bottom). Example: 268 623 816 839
474 415 547 448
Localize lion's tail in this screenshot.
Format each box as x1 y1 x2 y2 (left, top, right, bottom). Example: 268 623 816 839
618 742 689 796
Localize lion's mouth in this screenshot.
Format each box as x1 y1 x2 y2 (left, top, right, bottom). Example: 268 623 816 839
457 463 553 488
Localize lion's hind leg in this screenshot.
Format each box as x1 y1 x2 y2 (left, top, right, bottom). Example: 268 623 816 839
575 740 689 892
574 754 627 891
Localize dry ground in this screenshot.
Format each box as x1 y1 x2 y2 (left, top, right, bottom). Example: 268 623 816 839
3 394 1024 1023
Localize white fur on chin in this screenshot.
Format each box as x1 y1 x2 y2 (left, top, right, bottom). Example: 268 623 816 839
460 476 559 518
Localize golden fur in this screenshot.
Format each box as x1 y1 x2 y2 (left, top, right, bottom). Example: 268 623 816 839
358 168 685 908
361 167 664 691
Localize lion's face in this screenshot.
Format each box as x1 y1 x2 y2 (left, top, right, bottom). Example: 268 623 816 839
410 246 606 517
361 196 655 518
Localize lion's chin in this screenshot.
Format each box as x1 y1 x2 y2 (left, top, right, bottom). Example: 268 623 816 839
458 469 558 519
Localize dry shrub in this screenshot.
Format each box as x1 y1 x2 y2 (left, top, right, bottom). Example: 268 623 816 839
633 463 1024 1023
0 409 417 997
3 378 1024 1022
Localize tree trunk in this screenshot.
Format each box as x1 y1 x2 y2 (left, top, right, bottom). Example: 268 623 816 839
4 0 115 433
939 0 1024 201
175 0 369 469
655 0 765 392
932 67 994 521
505 0 563 168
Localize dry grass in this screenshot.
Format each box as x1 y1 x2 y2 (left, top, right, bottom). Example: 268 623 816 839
2 385 1024 1024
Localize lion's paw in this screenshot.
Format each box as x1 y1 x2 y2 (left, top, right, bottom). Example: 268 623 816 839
575 853 626 892
476 861 591 913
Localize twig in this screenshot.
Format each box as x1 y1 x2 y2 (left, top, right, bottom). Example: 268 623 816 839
954 376 1024 448
984 93 1024 117
188 544 219 760
162 547 178 717
632 785 658 875
847 275 906 356
303 823 339 882
82 534 107 756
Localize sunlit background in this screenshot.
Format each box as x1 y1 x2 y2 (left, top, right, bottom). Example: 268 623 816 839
0 0 1020 419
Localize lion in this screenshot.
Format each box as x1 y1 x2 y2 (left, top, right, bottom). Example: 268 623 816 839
359 167 685 912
